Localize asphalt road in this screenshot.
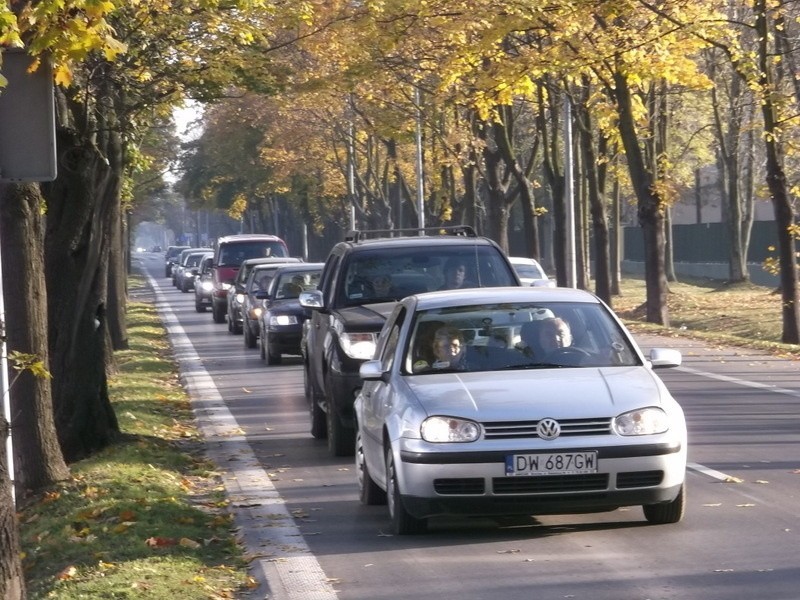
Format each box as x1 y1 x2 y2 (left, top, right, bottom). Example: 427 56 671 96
134 252 800 600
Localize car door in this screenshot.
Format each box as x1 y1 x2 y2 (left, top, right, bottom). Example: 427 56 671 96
306 251 341 395
360 305 406 484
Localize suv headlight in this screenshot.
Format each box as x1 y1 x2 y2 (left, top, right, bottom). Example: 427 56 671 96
269 315 298 326
235 293 245 304
421 416 480 442
614 407 669 436
201 281 213 292
340 332 377 360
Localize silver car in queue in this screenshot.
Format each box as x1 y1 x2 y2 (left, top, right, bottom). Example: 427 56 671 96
354 286 687 535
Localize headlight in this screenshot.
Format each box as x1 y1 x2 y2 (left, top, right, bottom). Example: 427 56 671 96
421 416 480 443
250 307 263 319
220 282 232 291
339 332 377 360
269 315 298 326
183 272 193 279
235 293 245 304
614 407 669 436
201 281 213 291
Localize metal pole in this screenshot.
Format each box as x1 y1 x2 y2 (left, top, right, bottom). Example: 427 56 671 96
0 235 15 504
564 95 576 288
415 86 425 233
348 120 356 231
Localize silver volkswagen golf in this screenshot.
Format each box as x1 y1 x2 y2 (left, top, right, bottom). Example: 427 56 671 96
355 287 687 534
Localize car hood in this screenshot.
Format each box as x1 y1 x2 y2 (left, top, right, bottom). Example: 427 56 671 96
406 367 672 419
335 302 397 330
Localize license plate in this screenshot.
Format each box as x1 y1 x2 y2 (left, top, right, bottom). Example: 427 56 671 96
505 452 598 476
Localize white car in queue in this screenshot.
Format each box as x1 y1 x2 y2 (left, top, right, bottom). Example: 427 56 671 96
354 286 687 535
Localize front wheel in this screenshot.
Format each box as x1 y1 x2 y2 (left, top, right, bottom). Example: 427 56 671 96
244 322 257 348
386 448 427 535
356 430 386 506
266 334 282 365
326 399 355 457
643 483 686 524
306 370 327 439
212 301 225 324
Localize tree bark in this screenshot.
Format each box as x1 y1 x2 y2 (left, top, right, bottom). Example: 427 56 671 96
0 183 70 495
612 70 669 325
41 85 121 462
755 0 800 343
0 417 25 600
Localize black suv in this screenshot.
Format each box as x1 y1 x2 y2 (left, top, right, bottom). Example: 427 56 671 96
299 226 521 456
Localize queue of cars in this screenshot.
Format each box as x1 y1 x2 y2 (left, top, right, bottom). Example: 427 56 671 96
162 228 687 535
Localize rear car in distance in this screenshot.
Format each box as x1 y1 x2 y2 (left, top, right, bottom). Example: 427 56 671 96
210 234 290 324
354 286 686 534
257 263 324 364
300 226 521 457
165 245 190 277
226 256 302 335
194 255 215 312
509 256 555 287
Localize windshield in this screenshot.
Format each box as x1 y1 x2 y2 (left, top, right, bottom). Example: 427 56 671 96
514 263 545 279
338 245 517 306
273 270 322 299
404 301 640 374
218 241 288 267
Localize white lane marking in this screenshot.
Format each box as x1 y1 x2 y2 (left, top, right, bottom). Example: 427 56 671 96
677 364 800 483
146 272 338 600
679 365 800 398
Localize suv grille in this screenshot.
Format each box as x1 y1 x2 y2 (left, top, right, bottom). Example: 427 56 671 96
483 418 612 440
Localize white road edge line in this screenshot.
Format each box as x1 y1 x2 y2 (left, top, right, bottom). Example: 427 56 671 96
145 271 338 600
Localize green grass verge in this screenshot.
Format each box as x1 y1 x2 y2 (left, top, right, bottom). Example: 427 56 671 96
611 275 800 358
19 284 253 599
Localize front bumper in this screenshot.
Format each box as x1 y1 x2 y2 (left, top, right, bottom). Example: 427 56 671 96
395 442 686 519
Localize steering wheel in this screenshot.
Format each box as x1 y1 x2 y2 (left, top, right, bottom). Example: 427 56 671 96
546 346 591 366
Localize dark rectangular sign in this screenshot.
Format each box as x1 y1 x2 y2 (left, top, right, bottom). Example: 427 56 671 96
0 50 57 182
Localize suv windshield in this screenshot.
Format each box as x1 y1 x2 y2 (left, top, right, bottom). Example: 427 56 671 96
218 241 288 266
338 245 517 306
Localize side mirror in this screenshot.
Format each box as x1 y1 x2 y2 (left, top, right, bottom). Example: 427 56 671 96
648 348 682 369
359 359 388 382
299 290 324 310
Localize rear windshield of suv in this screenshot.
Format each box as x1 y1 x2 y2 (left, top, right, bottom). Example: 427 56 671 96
217 241 288 267
338 245 517 306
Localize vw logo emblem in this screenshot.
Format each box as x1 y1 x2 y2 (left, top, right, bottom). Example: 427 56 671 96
537 418 561 440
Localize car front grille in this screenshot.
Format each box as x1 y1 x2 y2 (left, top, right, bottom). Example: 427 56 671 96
483 417 612 440
493 474 609 494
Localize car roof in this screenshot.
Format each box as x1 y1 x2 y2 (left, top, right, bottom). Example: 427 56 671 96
240 257 302 267
216 233 284 244
508 256 543 266
271 263 325 273
335 235 498 252
410 286 599 311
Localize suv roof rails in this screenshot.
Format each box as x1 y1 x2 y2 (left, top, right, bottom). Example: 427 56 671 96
345 225 477 243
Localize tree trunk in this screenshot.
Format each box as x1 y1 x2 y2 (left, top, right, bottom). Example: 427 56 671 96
0 414 25 599
41 87 121 462
537 83 566 285
755 0 800 344
106 202 128 353
0 183 70 495
612 70 669 325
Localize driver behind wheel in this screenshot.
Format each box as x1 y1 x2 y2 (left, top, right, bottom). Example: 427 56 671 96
538 317 573 355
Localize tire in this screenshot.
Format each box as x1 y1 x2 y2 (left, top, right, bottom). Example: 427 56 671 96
386 447 427 534
212 302 225 324
356 430 386 505
644 483 686 524
195 299 206 313
259 327 267 360
244 322 257 348
327 399 356 457
306 370 327 439
266 335 282 365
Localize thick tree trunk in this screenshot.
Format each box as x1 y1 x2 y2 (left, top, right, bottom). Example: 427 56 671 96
0 417 25 600
754 0 800 343
613 70 669 325
106 203 128 353
0 183 70 495
41 88 120 462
